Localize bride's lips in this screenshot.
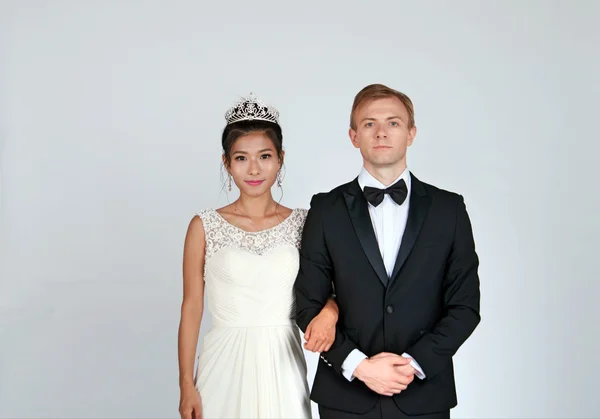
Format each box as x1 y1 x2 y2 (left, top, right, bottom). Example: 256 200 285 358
245 180 265 186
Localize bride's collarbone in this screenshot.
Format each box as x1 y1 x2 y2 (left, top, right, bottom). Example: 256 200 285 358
215 207 293 233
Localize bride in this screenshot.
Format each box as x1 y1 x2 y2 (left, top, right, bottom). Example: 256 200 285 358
177 93 339 419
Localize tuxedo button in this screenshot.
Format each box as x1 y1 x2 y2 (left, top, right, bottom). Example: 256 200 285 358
386 305 394 314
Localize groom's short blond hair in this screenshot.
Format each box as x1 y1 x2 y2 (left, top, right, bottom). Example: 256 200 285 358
350 84 415 130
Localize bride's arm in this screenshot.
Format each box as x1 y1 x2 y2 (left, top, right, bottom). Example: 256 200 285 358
177 215 206 419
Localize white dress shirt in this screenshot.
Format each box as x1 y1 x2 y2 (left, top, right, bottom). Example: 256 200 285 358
340 166 426 381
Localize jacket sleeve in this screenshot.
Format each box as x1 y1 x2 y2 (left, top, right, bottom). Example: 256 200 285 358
294 194 359 375
405 194 481 379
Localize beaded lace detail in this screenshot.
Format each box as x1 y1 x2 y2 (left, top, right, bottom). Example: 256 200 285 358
197 208 308 262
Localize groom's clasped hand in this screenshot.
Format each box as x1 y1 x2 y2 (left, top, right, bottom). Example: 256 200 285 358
353 352 416 397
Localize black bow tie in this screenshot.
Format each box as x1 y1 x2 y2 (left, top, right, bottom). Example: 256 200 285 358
363 179 408 207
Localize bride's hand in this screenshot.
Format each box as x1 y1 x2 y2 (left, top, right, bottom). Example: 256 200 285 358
179 383 202 419
304 305 338 353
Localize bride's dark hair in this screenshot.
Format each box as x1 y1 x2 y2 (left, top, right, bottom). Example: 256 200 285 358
221 120 283 168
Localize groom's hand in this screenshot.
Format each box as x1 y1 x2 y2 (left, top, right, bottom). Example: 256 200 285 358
374 352 416 379
303 308 337 353
353 353 415 396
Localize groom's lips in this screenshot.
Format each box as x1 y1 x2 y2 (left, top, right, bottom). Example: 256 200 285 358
245 180 265 186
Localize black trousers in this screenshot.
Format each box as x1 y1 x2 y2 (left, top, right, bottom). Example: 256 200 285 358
318 397 450 419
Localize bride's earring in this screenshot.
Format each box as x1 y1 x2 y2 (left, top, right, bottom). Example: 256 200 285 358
276 171 283 188
228 175 232 191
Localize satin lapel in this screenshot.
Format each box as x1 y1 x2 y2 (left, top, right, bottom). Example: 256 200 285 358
343 179 388 287
390 174 432 282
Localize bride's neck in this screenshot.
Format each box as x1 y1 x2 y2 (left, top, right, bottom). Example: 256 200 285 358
235 193 277 218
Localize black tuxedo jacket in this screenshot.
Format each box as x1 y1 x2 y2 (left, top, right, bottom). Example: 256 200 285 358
294 173 481 415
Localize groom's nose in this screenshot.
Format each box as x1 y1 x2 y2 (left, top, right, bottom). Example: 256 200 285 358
376 127 387 139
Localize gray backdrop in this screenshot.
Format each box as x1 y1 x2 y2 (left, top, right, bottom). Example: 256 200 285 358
1 0 598 418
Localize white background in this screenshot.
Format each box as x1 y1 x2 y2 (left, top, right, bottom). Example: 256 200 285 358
1 1 599 418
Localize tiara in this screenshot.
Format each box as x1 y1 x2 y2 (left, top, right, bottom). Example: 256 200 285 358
224 92 279 125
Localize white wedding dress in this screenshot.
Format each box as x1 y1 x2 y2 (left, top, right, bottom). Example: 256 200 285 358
194 208 312 419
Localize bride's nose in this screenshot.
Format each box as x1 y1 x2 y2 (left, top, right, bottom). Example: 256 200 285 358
248 159 260 175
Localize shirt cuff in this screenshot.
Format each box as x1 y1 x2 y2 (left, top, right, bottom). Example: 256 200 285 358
341 349 367 381
402 352 426 379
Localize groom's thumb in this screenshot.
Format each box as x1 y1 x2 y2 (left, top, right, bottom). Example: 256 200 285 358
398 356 413 365
388 355 411 365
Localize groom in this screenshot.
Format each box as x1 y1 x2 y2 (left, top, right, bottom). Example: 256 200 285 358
294 84 481 419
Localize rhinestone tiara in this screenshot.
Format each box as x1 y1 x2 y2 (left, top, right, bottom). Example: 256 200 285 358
224 92 279 125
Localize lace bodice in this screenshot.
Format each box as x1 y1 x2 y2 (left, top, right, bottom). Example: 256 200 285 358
195 208 308 329
197 208 308 262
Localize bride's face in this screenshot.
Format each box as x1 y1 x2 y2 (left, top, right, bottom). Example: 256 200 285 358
225 132 283 197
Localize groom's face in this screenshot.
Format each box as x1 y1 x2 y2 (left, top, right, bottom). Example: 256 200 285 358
349 97 416 170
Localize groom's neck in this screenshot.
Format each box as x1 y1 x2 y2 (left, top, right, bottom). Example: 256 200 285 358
363 162 407 187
